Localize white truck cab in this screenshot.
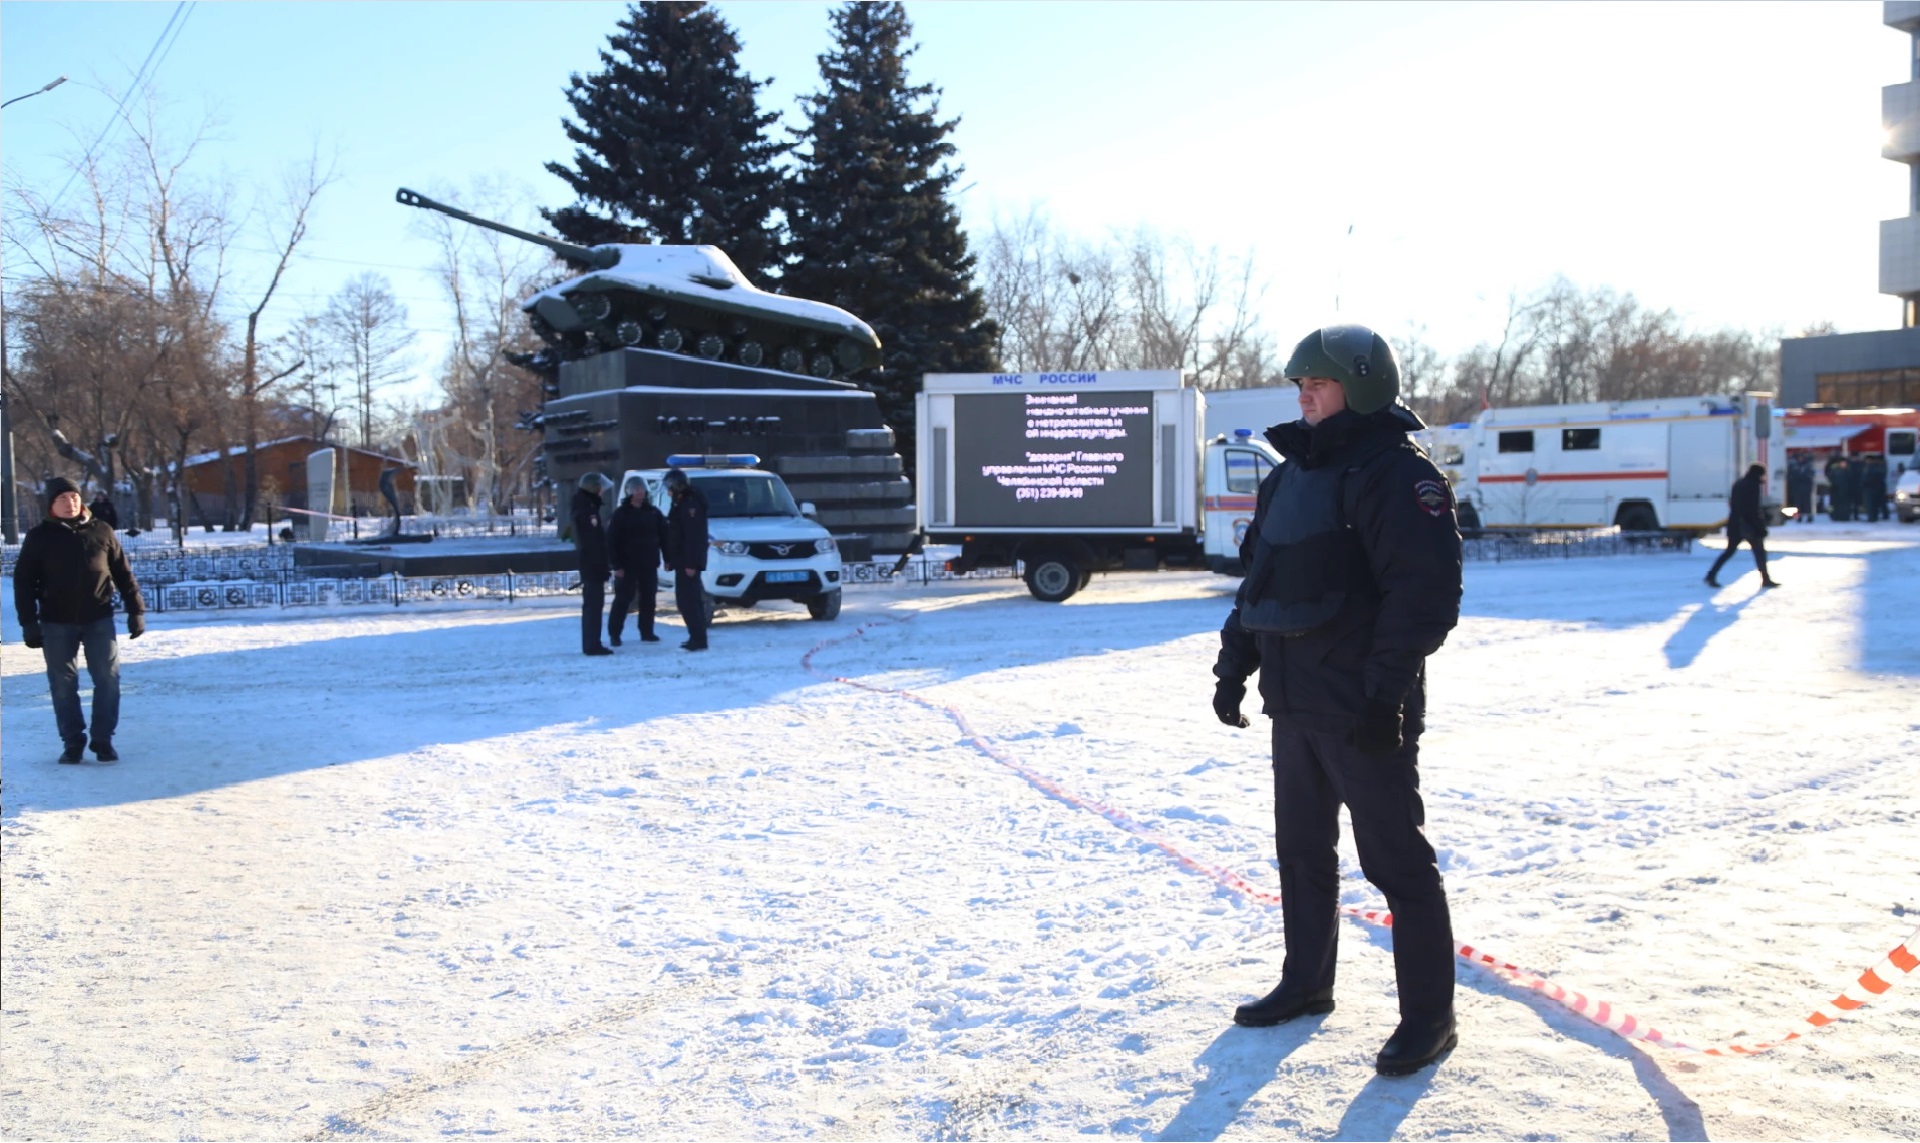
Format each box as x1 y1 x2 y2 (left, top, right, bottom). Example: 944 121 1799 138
1202 429 1281 573
623 454 844 620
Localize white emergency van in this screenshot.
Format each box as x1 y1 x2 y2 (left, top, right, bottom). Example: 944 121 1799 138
1451 393 1778 532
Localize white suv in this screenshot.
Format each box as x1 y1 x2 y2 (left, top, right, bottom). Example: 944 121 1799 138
1895 467 1920 524
625 457 844 620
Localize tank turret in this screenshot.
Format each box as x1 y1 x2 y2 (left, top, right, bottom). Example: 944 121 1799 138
396 188 882 379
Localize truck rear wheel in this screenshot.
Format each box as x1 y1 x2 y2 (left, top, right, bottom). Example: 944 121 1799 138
1616 504 1659 532
1024 555 1080 602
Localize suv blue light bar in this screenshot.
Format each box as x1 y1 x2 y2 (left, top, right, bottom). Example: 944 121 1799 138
665 453 762 468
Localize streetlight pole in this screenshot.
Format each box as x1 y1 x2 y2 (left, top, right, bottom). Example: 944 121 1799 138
1 75 69 543
0 75 68 111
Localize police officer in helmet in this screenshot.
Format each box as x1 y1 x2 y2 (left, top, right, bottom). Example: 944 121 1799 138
1211 324 1464 1077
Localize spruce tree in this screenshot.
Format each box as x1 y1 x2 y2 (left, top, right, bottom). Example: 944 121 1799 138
785 2 998 457
544 1 787 283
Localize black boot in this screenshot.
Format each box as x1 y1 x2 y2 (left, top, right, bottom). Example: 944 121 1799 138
584 645 614 657
92 740 119 762
1375 1011 1457 1076
1232 983 1334 1028
58 741 84 764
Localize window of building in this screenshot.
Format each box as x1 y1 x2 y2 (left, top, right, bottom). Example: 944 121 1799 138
1561 428 1601 450
1497 430 1534 453
1815 368 1920 407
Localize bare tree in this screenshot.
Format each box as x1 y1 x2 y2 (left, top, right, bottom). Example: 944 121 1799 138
321 272 415 451
979 211 1275 388
411 178 550 513
1440 278 1784 411
230 150 335 528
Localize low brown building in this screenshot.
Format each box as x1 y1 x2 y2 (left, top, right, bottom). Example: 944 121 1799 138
177 437 417 525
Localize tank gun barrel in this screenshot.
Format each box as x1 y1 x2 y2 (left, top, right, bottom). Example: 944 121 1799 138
395 187 618 270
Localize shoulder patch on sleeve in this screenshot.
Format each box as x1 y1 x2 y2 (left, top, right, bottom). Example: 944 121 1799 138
1415 478 1452 518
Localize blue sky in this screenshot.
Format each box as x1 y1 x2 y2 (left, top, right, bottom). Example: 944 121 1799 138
1 1 1901 403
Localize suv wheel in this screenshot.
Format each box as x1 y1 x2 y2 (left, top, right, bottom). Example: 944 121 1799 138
806 590 842 621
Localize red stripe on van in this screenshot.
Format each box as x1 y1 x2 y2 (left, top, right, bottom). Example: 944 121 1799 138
1479 471 1667 484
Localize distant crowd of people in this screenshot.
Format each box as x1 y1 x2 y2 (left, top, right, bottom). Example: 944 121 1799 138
1782 452 1903 523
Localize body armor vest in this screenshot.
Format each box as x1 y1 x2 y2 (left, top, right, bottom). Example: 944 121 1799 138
1238 456 1380 636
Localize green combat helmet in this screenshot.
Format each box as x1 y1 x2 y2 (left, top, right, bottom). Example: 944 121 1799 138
1284 324 1401 415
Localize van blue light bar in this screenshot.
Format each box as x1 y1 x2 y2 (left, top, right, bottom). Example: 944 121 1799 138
665 454 762 468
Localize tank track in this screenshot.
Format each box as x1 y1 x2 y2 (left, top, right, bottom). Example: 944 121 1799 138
532 291 872 381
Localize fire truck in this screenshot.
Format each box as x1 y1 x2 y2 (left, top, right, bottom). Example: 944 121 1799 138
1780 406 1918 466
1449 393 1779 532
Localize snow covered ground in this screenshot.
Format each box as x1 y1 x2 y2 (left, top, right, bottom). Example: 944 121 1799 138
2 522 1915 1141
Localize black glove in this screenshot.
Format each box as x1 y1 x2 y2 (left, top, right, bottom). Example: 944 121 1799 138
22 621 43 650
1350 695 1403 756
1213 679 1250 729
126 614 146 640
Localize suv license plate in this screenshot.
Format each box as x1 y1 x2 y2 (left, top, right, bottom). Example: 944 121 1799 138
765 570 809 583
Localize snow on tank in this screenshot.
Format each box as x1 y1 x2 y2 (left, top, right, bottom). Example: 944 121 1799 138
397 187 881 380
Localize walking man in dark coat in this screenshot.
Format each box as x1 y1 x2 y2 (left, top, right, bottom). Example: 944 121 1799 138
663 467 711 652
1210 325 1464 1078
13 476 146 762
606 475 668 646
1705 464 1778 588
571 472 615 656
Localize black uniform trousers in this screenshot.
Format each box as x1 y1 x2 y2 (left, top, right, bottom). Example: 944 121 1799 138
1706 535 1768 582
675 569 708 648
1271 723 1454 1020
609 572 657 641
581 575 606 652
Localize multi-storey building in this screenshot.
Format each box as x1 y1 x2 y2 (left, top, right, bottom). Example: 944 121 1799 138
1779 1 1920 408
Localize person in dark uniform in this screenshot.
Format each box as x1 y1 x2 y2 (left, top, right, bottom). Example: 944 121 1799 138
571 472 615 656
1705 464 1778 589
1785 454 1814 525
1825 455 1854 522
87 490 119 530
1210 325 1464 1078
663 468 711 652
13 476 146 762
1860 453 1888 523
606 475 668 646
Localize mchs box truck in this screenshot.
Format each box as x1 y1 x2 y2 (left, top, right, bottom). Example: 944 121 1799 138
1428 392 1780 532
916 370 1286 601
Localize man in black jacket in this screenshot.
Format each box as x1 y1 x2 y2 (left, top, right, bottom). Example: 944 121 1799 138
663 468 711 651
1705 464 1778 588
571 473 615 656
1211 325 1464 1077
13 476 147 762
606 475 668 646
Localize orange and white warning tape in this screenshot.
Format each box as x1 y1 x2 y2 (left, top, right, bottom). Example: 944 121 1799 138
802 618 1918 1057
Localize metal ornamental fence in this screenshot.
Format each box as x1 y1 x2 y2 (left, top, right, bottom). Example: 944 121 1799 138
140 558 1020 614
6 529 1682 615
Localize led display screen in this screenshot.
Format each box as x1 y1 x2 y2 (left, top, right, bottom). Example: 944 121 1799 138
950 391 1155 527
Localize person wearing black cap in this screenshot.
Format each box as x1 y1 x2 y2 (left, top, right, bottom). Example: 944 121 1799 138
663 468 711 651
13 476 147 763
1210 325 1464 1078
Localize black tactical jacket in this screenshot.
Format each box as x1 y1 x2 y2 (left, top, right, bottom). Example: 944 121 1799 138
571 489 610 579
1213 406 1462 737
